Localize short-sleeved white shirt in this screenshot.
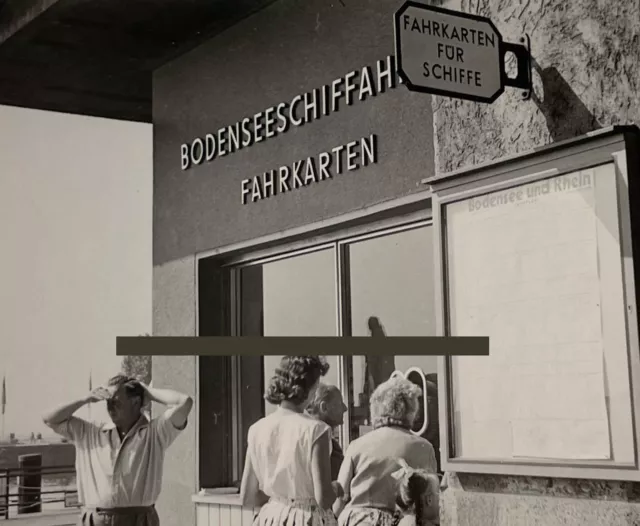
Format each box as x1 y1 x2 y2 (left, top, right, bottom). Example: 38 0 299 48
247 406 331 501
47 413 183 508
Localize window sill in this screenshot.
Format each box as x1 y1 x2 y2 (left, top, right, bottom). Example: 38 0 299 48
192 488 243 507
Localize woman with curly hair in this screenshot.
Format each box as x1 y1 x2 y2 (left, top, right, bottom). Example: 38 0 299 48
240 356 341 526
334 377 438 526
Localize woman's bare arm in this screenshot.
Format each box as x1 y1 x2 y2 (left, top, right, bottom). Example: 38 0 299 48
333 453 354 517
240 454 268 508
311 431 337 510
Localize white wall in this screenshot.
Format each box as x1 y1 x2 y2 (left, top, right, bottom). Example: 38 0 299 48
0 105 152 438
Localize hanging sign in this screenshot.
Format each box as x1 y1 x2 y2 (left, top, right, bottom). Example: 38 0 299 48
394 2 532 103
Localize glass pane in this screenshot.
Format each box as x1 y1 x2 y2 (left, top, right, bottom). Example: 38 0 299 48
346 226 440 469
239 248 340 417
445 165 632 463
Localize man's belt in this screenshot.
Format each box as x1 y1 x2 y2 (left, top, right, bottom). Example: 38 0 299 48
89 506 155 515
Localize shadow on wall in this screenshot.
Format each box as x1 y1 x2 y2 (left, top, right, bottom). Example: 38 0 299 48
530 59 602 142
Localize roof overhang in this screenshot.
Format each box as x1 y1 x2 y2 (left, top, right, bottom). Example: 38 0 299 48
0 0 277 122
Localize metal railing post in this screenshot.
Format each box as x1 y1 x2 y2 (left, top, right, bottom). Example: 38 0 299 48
0 463 78 519
1 470 8 519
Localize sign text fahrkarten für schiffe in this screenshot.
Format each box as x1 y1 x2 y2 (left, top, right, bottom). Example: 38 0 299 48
394 3 532 103
180 55 400 172
403 13 496 88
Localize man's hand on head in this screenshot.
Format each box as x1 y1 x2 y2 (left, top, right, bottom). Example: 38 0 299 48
133 377 148 389
86 387 113 404
127 378 152 408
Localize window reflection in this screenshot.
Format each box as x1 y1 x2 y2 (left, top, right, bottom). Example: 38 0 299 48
238 248 340 417
233 226 441 472
345 226 440 470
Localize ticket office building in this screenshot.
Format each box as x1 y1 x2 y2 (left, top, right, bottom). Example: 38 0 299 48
152 0 441 523
151 2 640 526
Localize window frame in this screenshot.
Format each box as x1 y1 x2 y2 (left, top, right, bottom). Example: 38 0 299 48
432 128 640 481
195 195 435 491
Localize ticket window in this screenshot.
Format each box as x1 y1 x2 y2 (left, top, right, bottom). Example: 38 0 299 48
224 248 343 486
344 225 441 472
231 224 441 477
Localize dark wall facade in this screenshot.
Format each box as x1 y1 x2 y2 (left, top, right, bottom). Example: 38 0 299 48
152 0 434 267
152 2 436 525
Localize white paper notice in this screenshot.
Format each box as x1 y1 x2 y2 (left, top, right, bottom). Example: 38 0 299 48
447 170 612 461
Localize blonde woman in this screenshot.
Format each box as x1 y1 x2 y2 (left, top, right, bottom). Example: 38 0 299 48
334 377 437 526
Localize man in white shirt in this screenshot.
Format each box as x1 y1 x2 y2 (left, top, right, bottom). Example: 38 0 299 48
43 374 193 526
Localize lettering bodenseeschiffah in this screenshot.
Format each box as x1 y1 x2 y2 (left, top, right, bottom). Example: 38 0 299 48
181 56 399 171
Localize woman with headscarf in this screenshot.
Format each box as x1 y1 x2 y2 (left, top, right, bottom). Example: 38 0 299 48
334 376 438 526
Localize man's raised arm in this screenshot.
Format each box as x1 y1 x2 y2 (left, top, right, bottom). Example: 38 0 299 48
43 386 110 426
42 387 110 442
140 382 193 430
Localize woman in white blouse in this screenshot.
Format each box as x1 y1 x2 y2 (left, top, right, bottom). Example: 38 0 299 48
240 356 342 526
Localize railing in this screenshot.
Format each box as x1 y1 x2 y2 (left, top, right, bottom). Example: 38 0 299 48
0 465 78 520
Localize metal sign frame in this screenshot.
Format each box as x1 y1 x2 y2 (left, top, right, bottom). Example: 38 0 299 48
391 367 429 436
394 1 532 103
430 126 640 481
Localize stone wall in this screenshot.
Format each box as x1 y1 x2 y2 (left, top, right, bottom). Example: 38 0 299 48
434 0 640 524
433 0 640 174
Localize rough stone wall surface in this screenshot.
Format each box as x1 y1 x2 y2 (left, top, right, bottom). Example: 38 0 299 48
442 472 640 526
433 0 640 174
433 0 640 524
442 485 640 526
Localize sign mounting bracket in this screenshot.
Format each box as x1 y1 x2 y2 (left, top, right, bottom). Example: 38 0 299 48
501 34 532 100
